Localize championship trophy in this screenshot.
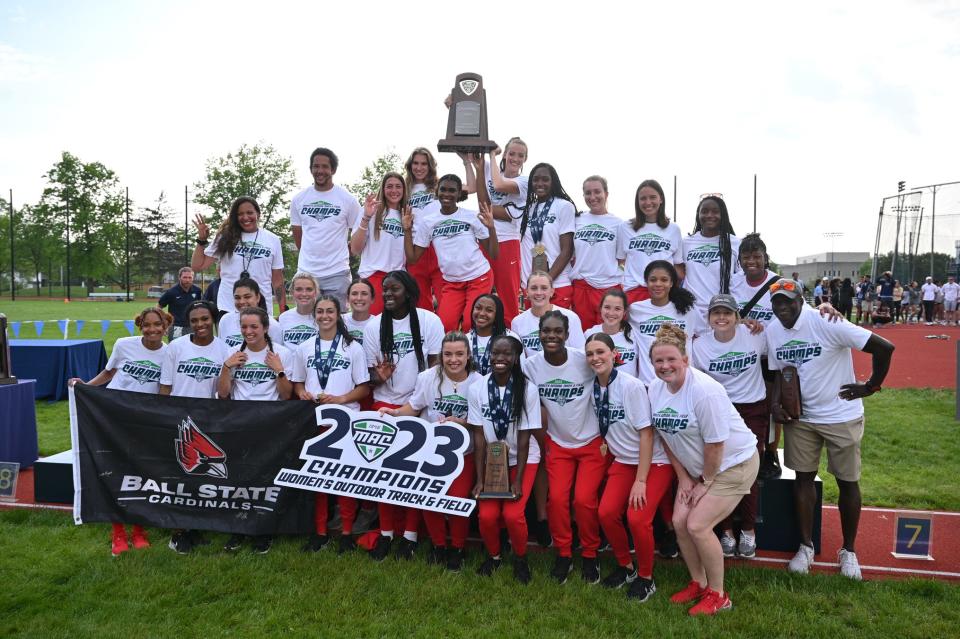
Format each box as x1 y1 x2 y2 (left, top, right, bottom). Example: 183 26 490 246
0 314 17 385
438 72 498 154
478 440 513 499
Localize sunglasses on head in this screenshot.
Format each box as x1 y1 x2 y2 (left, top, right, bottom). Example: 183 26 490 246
769 280 799 294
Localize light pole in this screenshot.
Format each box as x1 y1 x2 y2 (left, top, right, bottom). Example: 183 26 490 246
824 232 844 278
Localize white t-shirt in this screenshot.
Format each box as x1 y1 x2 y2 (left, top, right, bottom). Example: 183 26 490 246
572 213 622 288
519 198 576 289
408 183 437 211
204 228 284 314
160 336 230 398
290 335 368 410
730 270 779 326
409 368 483 424
591 371 667 466
363 309 445 405
648 368 758 478
277 309 318 347
921 282 938 301
584 325 639 379
484 159 527 242
617 220 684 291
682 232 742 316
413 207 491 282
765 306 872 423
511 306 585 357
692 324 767 404
105 336 165 394
290 184 361 277
468 328 522 376
942 282 960 302
225 343 294 401
467 374 542 465
628 300 703 385
343 313 371 345
354 208 406 277
218 312 284 349
522 348 599 448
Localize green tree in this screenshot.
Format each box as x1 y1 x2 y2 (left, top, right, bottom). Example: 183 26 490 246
130 191 183 285
860 251 954 282
16 203 61 296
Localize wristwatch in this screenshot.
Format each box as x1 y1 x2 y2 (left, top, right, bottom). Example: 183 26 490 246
275 371 286 379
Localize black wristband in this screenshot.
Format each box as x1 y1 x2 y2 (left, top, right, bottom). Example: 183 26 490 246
196 238 209 247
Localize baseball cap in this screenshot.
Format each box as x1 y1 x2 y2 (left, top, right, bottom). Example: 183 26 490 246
769 278 803 300
708 293 739 313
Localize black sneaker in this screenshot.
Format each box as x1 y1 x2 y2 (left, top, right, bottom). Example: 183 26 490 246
369 535 392 561
658 529 679 559
551 556 573 584
187 529 210 546
251 535 272 554
446 547 465 572
759 449 782 480
627 576 657 603
337 534 356 554
581 557 600 584
426 544 446 565
395 537 418 560
534 519 552 548
513 556 531 585
602 565 638 589
301 534 330 553
223 534 244 552
168 531 192 555
477 556 502 576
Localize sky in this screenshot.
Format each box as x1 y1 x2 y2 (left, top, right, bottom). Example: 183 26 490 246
2 0 960 267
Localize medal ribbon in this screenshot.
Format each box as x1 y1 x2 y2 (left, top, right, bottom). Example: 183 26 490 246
528 198 554 245
487 374 514 440
314 333 341 391
239 228 261 279
471 330 491 375
593 368 618 439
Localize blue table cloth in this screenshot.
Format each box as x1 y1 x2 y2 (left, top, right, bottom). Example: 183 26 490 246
0 379 39 467
10 339 108 401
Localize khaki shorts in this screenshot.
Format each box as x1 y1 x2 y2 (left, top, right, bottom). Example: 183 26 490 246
708 450 759 497
784 416 864 481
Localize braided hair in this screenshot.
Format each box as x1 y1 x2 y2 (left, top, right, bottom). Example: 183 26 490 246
379 270 426 372
134 306 173 331
538 309 569 334
518 163 577 239
238 307 273 353
692 196 736 295
738 232 769 270
489 334 528 428
644 260 696 315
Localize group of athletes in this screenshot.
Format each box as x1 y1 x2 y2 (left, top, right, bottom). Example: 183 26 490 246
73 141 833 617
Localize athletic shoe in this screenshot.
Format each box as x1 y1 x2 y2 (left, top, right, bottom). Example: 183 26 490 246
512 556 531 585
131 526 150 550
601 565 637 589
627 576 657 603
477 556 502 577
337 534 356 554
658 529 679 559
223 534 244 552
551 556 573 584
112 528 130 556
838 548 862 581
426 544 446 566
688 588 732 616
788 543 815 574
720 533 737 558
581 557 600 584
369 535 392 561
534 519 552 548
187 529 210 546
301 534 330 553
758 450 782 480
395 537 418 560
670 580 706 604
168 531 192 555
251 535 272 554
738 534 757 559
352 508 378 534
446 548 465 573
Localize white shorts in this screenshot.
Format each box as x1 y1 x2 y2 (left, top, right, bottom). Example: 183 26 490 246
946 300 958 311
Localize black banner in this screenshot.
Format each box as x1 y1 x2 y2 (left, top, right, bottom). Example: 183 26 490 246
70 385 317 535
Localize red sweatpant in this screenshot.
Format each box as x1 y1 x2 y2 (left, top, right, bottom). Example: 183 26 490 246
365 270 388 317
314 494 359 535
408 244 444 311
438 271 494 332
550 285 574 310
546 437 607 558
422 455 475 549
371 401 421 536
625 286 650 305
478 463 538 557
481 239 521 324
598 461 675 576
572 280 620 330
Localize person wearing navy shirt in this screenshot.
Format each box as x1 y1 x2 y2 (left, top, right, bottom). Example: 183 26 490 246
158 267 202 340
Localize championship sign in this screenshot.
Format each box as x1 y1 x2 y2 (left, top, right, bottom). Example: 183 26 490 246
275 405 476 517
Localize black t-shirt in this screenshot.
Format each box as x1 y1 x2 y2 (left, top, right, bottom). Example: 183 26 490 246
158 285 202 326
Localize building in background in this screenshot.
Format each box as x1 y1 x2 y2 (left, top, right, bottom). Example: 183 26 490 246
779 252 870 287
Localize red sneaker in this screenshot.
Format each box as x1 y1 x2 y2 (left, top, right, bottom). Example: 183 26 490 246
670 580 706 604
131 525 151 549
688 588 732 616
111 524 130 556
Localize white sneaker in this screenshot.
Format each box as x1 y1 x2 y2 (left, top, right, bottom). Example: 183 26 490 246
838 548 862 580
720 534 737 558
788 544 815 574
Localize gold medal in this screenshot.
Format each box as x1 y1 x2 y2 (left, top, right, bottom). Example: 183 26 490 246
599 440 608 457
533 243 546 256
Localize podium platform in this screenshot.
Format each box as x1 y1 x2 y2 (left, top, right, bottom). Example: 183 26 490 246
33 450 73 505
755 451 823 553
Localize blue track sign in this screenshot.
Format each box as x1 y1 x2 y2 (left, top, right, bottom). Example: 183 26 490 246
0 462 19 501
892 514 933 560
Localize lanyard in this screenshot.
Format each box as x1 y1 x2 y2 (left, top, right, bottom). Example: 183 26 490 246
487 374 514 441
528 198 554 245
313 333 341 391
471 330 491 375
239 229 260 278
593 368 619 438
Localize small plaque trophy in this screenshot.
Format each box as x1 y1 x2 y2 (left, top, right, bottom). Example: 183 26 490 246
478 440 513 499
438 72 498 154
532 247 549 274
0 314 17 386
779 366 801 421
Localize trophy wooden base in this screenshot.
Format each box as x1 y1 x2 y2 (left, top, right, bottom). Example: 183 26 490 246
437 139 499 154
477 490 515 500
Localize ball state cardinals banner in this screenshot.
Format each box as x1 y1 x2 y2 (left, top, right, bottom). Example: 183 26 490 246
274 405 476 517
69 385 318 535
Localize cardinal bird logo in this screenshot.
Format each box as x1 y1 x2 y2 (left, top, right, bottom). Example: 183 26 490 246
175 417 228 479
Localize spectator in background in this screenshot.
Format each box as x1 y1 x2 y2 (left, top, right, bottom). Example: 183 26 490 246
921 276 938 325
854 276 870 324
829 278 841 311
935 279 946 324
876 271 894 319
202 266 224 321
158 267 202 341
791 271 803 291
862 283 876 325
813 279 824 306
942 276 960 326
838 278 854 321
892 280 904 323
